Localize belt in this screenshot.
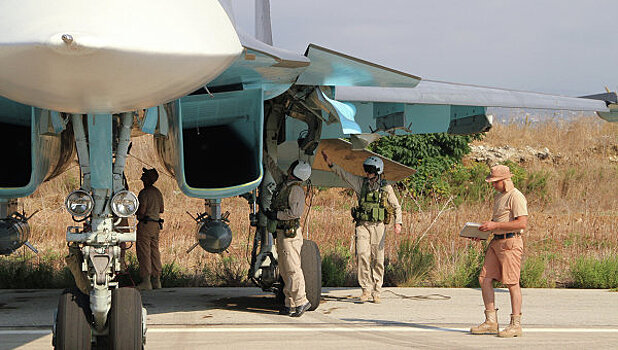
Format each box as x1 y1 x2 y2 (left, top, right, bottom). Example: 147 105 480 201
493 232 521 240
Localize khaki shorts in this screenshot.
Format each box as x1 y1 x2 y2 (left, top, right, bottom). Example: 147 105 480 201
479 236 523 285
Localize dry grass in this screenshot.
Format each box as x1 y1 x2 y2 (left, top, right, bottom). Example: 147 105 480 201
5 115 618 287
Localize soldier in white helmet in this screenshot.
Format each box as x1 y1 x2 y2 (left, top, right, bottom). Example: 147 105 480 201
263 155 312 317
321 151 402 303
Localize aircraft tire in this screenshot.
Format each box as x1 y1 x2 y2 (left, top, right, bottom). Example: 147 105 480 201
301 239 322 311
54 288 92 350
109 288 144 350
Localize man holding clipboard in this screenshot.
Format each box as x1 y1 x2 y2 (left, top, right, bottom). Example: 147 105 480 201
467 165 528 338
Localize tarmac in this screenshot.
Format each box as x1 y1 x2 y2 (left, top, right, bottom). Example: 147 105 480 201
1 287 617 349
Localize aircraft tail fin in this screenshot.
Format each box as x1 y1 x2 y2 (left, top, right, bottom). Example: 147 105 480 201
255 0 273 45
579 91 617 105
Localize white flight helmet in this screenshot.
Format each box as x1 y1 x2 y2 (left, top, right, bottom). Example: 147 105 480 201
292 160 312 181
363 156 384 175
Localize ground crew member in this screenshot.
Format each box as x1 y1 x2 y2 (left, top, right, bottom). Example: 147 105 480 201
321 151 402 303
136 168 164 291
263 155 312 317
469 164 527 337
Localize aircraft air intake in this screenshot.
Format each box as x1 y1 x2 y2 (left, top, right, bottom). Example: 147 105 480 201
183 124 259 188
0 98 75 199
155 88 264 199
0 122 31 187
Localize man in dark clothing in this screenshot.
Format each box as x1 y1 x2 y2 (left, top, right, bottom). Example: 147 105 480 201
136 168 164 290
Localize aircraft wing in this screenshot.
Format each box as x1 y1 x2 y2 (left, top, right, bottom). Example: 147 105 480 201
295 44 421 88
335 80 609 111
327 79 614 135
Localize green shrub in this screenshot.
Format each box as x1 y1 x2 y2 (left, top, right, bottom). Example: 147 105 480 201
0 258 73 289
369 133 554 206
386 237 434 287
370 133 483 199
443 160 550 206
520 256 554 288
570 256 618 288
321 243 353 287
160 260 193 287
447 163 493 205
206 255 248 287
438 243 484 287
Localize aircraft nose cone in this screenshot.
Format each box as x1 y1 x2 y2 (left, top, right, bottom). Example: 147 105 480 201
197 220 232 254
0 0 242 113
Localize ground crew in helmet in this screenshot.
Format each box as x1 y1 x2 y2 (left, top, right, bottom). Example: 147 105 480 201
468 165 527 338
136 168 164 291
321 151 402 303
263 155 312 317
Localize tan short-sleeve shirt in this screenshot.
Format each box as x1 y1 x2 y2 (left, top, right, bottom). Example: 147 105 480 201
491 188 528 234
137 185 164 221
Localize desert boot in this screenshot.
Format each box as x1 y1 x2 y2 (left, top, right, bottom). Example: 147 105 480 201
498 314 522 338
470 309 499 335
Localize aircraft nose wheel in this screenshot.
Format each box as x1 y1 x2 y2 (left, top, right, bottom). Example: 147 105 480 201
53 288 93 350
108 287 146 350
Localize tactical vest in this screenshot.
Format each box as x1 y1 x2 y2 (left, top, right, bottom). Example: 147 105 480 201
268 180 302 237
351 178 394 224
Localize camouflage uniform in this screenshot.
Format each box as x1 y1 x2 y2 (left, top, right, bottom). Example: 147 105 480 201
330 163 402 300
265 156 309 309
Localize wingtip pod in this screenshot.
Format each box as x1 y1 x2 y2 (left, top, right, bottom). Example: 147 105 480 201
597 105 618 122
0 0 242 113
579 91 618 122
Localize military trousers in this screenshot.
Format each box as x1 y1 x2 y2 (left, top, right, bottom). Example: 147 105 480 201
136 221 162 279
276 227 308 308
355 221 386 297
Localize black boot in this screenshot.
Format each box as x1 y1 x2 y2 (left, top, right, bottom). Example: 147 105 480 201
278 306 293 316
290 302 311 317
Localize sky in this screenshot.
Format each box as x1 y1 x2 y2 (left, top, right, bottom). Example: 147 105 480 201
229 0 617 97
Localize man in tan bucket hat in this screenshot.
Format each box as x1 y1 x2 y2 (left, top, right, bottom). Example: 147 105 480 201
469 165 528 338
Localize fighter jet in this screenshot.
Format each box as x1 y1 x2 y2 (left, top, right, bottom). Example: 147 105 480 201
0 0 616 349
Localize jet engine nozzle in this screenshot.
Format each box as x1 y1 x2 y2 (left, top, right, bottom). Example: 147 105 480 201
197 220 232 254
0 213 31 255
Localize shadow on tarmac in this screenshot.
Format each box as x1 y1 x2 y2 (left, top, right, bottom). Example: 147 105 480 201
341 318 469 334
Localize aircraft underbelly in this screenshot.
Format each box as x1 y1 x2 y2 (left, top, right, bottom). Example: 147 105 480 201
0 0 242 114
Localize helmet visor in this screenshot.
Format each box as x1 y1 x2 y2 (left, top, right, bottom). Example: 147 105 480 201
363 164 378 174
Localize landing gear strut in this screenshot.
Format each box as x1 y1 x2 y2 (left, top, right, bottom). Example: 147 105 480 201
248 104 322 310
53 113 146 349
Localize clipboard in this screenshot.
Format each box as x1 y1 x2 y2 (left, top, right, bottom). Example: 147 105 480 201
459 222 489 240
